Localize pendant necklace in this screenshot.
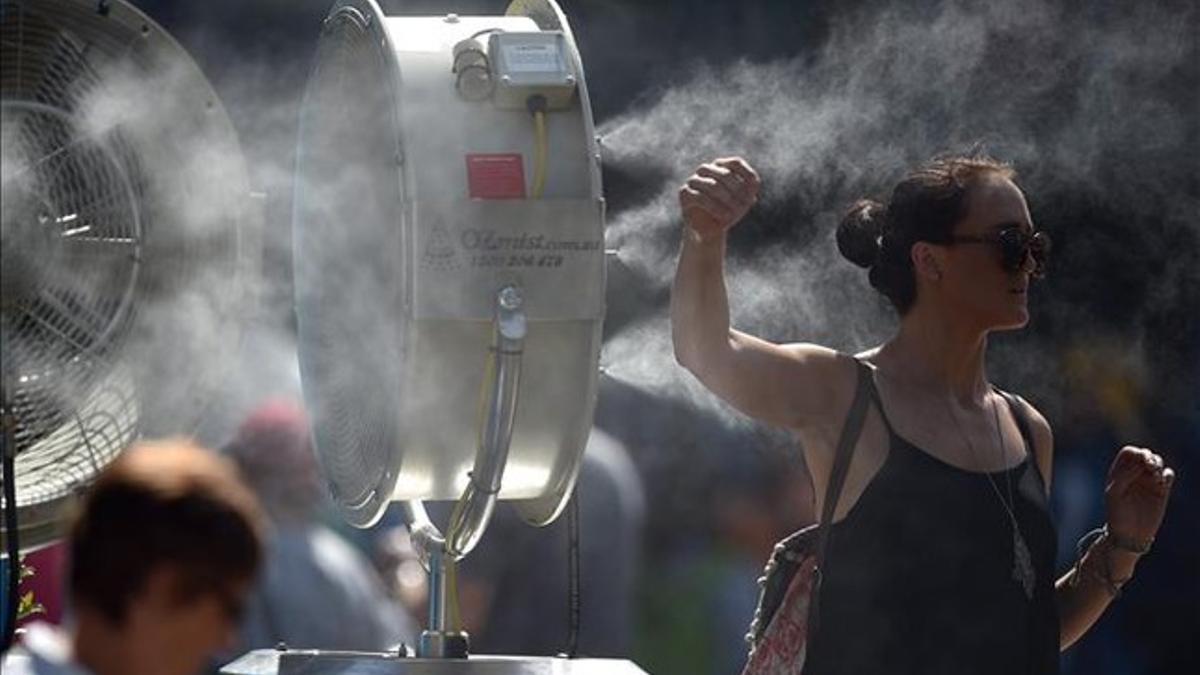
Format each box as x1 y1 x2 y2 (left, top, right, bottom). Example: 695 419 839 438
945 392 1037 600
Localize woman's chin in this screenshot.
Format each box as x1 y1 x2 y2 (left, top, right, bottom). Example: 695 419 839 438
995 306 1030 331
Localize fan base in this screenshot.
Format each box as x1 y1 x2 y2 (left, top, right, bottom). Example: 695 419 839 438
221 649 649 674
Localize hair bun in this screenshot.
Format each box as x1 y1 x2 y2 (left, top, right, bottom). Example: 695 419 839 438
837 199 886 269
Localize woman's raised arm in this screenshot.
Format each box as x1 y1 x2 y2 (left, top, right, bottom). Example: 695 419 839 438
670 157 848 431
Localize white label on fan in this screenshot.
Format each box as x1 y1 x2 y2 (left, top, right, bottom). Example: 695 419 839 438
501 43 562 73
411 199 604 321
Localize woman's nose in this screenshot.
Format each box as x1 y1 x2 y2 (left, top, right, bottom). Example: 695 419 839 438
1019 244 1037 277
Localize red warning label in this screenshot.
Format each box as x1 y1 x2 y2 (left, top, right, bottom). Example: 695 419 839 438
466 154 526 199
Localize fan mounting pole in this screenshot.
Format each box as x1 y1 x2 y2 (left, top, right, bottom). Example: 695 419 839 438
404 285 527 659
1 369 19 651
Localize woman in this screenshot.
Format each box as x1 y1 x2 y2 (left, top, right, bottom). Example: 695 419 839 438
670 156 1175 674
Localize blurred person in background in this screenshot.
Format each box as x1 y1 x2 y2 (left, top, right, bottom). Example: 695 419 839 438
707 446 813 675
222 398 416 656
672 155 1177 674
2 439 265 675
635 437 813 675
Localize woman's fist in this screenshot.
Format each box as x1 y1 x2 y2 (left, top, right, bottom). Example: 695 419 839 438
1105 445 1176 549
678 157 760 242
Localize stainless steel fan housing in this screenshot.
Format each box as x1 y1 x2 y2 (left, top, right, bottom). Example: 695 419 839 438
293 0 604 529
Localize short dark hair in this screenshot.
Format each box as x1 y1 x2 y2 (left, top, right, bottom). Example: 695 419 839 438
67 438 265 625
837 156 1016 314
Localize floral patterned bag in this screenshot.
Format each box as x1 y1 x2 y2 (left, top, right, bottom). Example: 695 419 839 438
741 360 873 675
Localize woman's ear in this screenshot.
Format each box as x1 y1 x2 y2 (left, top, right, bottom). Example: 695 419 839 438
911 242 944 282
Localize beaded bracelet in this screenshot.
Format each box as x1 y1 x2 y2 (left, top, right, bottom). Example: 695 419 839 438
1070 525 1150 598
1105 525 1154 555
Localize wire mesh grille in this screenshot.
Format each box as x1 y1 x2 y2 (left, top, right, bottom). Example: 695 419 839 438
294 7 406 525
1 0 254 533
2 1 142 482
11 365 137 507
1 100 143 450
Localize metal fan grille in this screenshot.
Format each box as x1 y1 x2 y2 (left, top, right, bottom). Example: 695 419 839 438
1 3 142 466
294 6 406 525
11 367 136 512
1 0 257 541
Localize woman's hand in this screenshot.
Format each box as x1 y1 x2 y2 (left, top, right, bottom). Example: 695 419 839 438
1105 445 1176 548
1057 446 1176 649
678 157 760 242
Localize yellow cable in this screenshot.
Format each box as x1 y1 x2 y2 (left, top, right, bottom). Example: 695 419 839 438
531 110 547 198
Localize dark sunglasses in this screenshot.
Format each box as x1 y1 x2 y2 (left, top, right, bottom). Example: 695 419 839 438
944 227 1051 278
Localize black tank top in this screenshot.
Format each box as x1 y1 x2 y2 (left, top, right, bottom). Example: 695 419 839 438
804 376 1060 675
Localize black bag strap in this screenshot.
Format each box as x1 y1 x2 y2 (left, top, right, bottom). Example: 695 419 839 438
995 389 1035 451
995 389 1050 488
808 357 874 634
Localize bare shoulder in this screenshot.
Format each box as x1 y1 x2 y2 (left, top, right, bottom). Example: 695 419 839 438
774 342 862 425
685 331 860 432
777 342 851 372
777 342 859 380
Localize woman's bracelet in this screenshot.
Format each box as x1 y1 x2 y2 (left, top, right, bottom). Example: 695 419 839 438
1069 525 1150 598
1105 525 1154 555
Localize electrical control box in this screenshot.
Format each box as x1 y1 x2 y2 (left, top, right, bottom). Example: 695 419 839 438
488 31 577 110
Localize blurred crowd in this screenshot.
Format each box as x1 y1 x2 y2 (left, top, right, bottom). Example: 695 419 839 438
4 340 1197 675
